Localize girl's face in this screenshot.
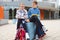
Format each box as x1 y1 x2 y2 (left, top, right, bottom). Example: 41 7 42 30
32 3 37 8
20 3 25 10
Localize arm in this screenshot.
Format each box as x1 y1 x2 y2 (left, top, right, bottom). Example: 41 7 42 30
37 9 40 20
24 9 28 19
28 9 31 18
25 9 31 22
15 10 20 19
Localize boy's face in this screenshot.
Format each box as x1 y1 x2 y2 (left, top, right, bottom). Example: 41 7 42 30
32 3 37 8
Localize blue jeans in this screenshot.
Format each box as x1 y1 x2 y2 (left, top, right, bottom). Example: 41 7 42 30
26 22 36 40
29 15 45 38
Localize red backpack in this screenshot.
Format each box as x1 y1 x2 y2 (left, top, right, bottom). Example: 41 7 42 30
15 27 26 40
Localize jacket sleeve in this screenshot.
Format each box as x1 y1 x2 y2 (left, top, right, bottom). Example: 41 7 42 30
24 10 28 19
15 10 20 18
37 9 40 20
28 8 31 18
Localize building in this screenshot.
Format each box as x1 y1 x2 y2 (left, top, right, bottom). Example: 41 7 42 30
0 0 60 20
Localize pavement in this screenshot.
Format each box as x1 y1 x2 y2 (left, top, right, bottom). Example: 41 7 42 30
0 20 60 40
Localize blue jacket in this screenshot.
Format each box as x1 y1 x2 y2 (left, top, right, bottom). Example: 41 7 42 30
28 8 40 19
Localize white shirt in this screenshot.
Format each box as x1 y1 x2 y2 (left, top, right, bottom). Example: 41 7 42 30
16 9 28 19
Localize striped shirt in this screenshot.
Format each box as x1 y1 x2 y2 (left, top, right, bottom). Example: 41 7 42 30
16 9 28 19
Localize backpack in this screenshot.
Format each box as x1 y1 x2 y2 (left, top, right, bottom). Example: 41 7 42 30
15 27 26 40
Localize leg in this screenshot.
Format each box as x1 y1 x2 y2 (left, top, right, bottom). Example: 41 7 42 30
30 16 43 29
17 19 22 29
22 22 27 32
29 16 44 40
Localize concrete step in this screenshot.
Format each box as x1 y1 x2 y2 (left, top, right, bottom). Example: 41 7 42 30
0 19 8 26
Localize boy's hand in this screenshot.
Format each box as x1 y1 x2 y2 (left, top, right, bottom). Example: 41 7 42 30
26 19 30 22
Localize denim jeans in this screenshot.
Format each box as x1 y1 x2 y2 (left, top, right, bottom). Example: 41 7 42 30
26 22 36 40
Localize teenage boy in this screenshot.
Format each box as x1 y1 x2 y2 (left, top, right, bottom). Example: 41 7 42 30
28 1 45 40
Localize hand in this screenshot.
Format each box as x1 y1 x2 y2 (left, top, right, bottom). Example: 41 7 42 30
24 16 27 18
16 15 20 19
26 19 30 22
16 17 20 19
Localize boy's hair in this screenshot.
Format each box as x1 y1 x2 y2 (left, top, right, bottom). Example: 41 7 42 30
33 1 38 5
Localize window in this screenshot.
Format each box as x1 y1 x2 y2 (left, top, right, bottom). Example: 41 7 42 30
50 0 56 1
37 0 42 2
9 8 13 19
0 0 12 2
42 0 57 2
43 0 49 1
0 0 2 2
14 0 18 2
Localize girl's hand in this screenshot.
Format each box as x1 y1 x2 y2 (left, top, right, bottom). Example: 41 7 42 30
24 16 26 18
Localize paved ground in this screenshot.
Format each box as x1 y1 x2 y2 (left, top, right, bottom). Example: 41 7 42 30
0 20 60 40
